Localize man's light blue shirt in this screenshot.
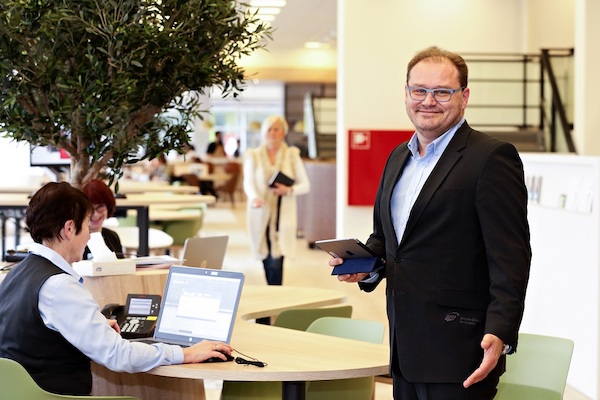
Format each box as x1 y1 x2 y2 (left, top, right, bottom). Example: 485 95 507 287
362 119 464 283
29 242 184 372
391 119 464 244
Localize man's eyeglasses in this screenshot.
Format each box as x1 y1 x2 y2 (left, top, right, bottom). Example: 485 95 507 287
406 86 466 102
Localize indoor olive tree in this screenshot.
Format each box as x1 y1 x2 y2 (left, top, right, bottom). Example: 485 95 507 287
0 0 271 187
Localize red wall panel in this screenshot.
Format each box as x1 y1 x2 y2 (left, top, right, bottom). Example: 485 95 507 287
347 129 413 206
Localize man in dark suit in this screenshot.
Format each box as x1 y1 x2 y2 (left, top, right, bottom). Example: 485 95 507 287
331 47 531 399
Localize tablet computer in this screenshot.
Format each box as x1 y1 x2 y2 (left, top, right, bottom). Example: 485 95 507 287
315 238 379 259
315 238 385 275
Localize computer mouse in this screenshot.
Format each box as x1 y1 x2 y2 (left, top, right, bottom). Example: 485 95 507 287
204 350 234 363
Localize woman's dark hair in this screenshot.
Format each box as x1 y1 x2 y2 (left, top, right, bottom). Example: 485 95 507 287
26 182 93 243
82 179 116 217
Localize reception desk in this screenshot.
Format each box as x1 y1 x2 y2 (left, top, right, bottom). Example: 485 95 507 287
85 271 387 400
0 269 389 400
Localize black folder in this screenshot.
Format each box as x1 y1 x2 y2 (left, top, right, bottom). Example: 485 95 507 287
268 170 295 187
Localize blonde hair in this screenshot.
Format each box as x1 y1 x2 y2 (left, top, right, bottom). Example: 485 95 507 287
260 115 289 138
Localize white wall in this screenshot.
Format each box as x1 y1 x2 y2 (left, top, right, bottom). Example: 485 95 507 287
337 0 534 241
338 0 599 397
528 0 576 49
0 138 51 187
574 0 600 156
519 153 599 399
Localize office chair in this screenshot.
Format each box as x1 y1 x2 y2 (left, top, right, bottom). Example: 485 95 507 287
215 162 242 207
273 305 353 331
0 357 139 400
220 306 354 400
494 333 575 400
304 317 385 400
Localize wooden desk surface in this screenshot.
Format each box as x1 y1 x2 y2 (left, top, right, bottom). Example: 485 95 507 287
117 192 215 206
145 285 387 382
0 182 200 195
0 185 41 194
0 192 216 207
116 181 200 194
151 322 388 382
0 193 30 206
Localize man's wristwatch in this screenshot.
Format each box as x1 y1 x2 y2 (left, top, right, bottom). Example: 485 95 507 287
501 343 511 355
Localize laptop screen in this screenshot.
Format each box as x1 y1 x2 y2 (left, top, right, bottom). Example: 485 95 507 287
182 235 229 269
153 266 244 345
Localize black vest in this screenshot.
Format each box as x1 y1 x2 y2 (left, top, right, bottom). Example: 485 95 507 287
0 254 92 395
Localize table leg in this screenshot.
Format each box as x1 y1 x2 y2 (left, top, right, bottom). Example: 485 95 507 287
1 214 6 261
136 206 150 256
14 218 21 248
282 381 306 400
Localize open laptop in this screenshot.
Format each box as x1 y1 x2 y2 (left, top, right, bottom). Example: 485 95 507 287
133 265 244 346
181 235 229 269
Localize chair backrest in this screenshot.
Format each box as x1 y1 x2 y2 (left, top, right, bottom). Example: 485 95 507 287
305 317 385 400
0 357 139 400
495 333 575 400
274 306 353 331
306 316 385 344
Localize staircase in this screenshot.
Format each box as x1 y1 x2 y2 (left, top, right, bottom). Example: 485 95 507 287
484 129 546 153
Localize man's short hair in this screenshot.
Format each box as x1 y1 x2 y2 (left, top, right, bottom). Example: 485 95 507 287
406 46 469 88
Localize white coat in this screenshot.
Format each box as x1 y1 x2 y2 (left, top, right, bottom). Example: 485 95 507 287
243 143 310 260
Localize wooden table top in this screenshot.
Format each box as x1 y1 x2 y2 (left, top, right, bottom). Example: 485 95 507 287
0 192 215 207
115 181 200 194
80 274 389 382
148 284 389 382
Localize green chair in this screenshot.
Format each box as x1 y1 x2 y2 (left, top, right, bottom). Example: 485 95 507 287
220 306 353 400
273 305 353 331
0 357 139 400
304 317 385 400
495 333 574 400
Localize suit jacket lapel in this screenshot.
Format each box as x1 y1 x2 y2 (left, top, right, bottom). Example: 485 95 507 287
384 146 411 245
399 123 471 246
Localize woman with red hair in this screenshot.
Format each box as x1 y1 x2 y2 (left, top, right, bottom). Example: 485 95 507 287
81 179 124 259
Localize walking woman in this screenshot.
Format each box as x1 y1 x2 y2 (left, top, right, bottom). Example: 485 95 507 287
243 115 310 285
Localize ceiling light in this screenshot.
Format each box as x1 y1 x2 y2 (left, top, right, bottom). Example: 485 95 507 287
249 7 281 15
250 0 287 7
257 14 276 22
304 42 330 49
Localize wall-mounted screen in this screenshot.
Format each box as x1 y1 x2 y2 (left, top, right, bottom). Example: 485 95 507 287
30 145 71 167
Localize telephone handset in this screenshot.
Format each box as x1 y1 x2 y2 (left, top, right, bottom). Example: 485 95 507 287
101 294 161 339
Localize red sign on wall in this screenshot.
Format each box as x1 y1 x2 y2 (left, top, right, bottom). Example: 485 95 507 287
348 129 413 206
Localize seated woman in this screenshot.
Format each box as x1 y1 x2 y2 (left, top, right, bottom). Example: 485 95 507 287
0 182 232 396
81 179 124 259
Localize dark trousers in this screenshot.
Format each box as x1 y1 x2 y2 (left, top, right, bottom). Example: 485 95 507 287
256 226 284 326
262 254 284 286
391 344 498 400
262 224 284 286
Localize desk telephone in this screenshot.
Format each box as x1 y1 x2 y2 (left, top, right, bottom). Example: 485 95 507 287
101 294 161 339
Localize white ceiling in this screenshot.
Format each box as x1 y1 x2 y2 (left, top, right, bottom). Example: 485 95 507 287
264 0 337 52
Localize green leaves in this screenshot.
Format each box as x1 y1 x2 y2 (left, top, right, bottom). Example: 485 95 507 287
0 0 272 187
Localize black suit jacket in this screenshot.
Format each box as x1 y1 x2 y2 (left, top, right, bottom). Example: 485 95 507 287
360 122 531 383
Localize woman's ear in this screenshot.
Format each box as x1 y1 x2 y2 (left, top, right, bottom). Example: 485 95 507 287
63 219 76 239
